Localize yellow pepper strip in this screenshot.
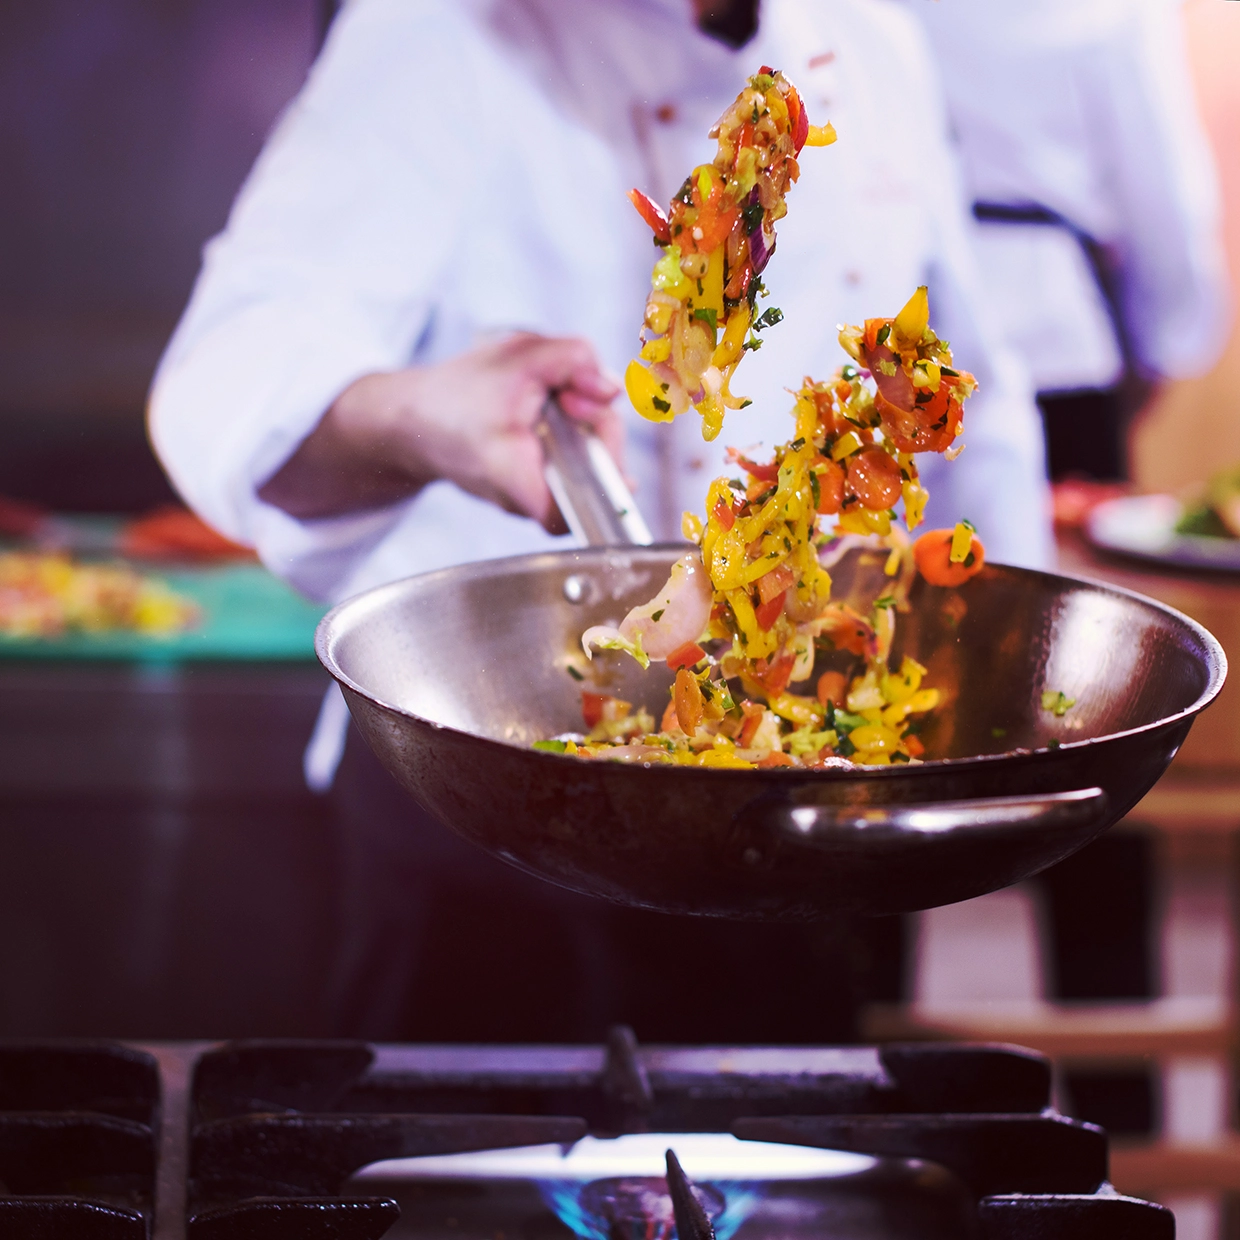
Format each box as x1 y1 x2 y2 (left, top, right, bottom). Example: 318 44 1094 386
881 656 926 705
907 688 941 713
950 521 974 563
848 724 901 753
768 693 825 728
831 431 862 461
712 301 751 369
902 479 928 530
696 748 755 769
884 545 901 576
625 359 675 423
804 122 837 147
893 285 929 346
699 244 726 323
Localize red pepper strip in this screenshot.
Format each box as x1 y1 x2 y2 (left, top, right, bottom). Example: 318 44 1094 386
754 648 797 696
581 691 609 729
754 591 787 631
712 499 736 531
727 449 779 482
758 64 776 76
738 700 766 747
786 85 809 154
756 562 796 606
667 641 706 671
863 317 892 354
627 188 671 244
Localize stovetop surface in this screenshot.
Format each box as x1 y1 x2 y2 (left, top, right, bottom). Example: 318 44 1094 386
0 1032 1173 1240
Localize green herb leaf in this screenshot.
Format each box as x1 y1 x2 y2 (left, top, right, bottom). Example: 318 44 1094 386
873 596 896 609
875 323 891 346
566 666 584 682
754 306 784 331
651 609 665 622
693 306 718 330
790 437 805 451
651 396 671 413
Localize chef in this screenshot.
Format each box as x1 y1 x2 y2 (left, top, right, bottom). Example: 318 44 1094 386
906 0 1229 478
148 0 1052 1040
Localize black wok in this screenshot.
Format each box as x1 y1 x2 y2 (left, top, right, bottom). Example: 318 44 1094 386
316 536 1225 919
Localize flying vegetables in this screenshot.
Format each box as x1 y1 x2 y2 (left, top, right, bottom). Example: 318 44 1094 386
623 66 835 442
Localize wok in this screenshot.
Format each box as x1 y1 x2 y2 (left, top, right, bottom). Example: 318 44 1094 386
317 410 1226 919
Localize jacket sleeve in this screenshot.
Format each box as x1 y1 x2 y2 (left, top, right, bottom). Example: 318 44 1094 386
148 0 482 598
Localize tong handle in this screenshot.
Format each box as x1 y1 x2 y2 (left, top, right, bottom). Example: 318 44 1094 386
539 400 652 548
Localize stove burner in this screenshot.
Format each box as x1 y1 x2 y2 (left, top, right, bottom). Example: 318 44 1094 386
0 1031 1172 1239
577 1171 724 1240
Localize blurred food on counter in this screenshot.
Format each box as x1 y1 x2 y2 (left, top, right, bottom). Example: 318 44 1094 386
0 552 198 639
119 504 256 561
0 497 323 661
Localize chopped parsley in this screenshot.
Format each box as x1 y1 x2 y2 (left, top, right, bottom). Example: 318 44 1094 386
875 323 891 346
693 306 718 330
651 609 665 622
651 396 671 413
753 306 784 331
566 666 584 682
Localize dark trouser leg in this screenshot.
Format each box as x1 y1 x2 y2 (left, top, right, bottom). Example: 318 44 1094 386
1036 832 1157 1137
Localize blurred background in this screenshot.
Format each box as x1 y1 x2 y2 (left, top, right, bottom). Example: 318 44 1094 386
1 1 1240 1236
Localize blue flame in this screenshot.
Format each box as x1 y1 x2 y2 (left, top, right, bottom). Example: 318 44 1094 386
538 1180 761 1240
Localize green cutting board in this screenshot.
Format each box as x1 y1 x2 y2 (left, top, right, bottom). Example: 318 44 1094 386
0 563 327 664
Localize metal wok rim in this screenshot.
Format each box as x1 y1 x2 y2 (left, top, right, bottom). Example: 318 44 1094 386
315 545 1228 778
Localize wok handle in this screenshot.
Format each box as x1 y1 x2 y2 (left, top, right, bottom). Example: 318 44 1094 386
766 787 1109 843
539 399 653 547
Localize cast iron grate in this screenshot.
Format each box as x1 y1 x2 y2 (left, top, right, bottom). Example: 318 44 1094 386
0 1033 1172 1239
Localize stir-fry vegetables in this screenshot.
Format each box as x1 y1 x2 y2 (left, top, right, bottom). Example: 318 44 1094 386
0 552 198 639
555 289 981 769
623 66 835 442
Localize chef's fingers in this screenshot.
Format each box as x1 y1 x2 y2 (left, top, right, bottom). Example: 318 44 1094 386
501 335 614 419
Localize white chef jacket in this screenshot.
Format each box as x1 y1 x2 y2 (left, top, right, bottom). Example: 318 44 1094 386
150 0 1053 611
907 0 1229 393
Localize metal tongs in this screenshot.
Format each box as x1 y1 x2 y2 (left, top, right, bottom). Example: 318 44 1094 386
538 400 653 547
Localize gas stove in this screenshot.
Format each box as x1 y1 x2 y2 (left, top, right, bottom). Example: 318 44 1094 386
0 1030 1170 1238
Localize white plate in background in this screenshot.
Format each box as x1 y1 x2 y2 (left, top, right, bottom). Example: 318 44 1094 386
1086 494 1240 573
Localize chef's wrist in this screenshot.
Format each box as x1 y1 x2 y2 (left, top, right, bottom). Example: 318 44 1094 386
257 370 427 519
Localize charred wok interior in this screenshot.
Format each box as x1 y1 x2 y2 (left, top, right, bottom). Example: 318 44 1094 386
318 543 1225 918
0 1033 1173 1238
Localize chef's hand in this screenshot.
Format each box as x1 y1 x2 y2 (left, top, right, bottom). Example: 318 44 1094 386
258 333 623 529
